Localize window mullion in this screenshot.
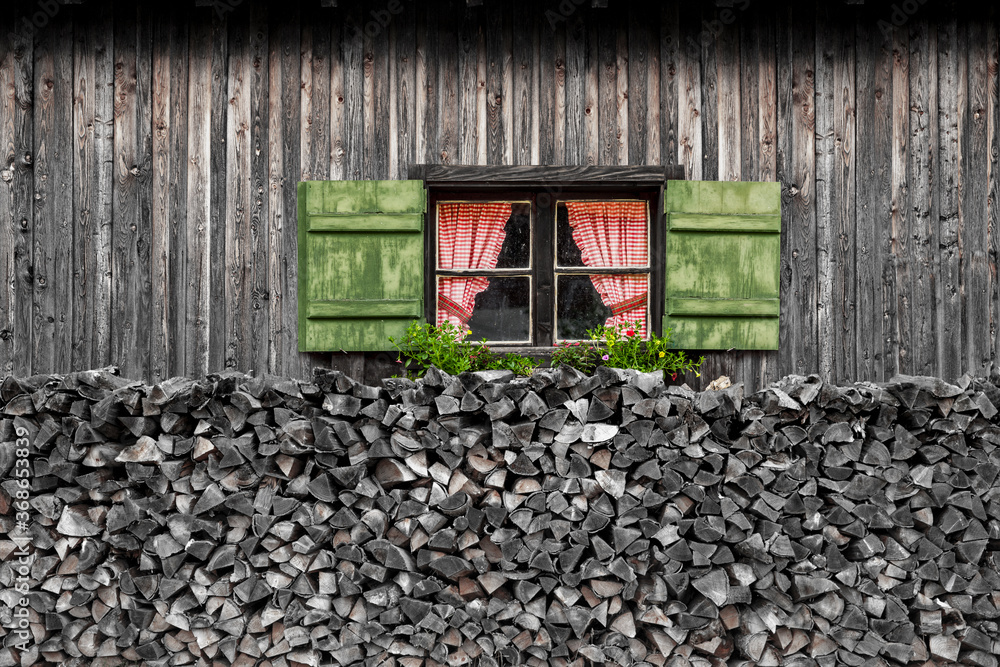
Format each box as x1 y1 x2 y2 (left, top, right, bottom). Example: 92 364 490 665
534 194 554 348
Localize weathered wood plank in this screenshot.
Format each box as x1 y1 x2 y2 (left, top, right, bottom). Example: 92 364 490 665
756 7 778 387
627 7 648 165
890 24 909 375
776 2 817 377
538 11 560 164
833 11 856 385
436 6 459 165
0 11 16 374
152 8 190 382
564 14 586 164
457 6 480 165
32 10 73 373
677 4 701 180
990 13 1000 374
208 10 229 372
511 0 532 165
225 11 252 371
660 3 678 175
309 4 333 181
367 5 390 178
391 3 417 175
248 2 269 374
815 2 835 382
136 4 154 379
937 16 963 380
908 20 937 376
186 17 211 377
267 1 300 377
699 6 719 183
112 3 147 379
485 2 506 165
963 18 990 376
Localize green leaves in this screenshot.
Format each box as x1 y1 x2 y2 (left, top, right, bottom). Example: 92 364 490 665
389 322 538 378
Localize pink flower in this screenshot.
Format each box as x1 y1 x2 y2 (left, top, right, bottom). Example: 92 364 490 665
671 373 678 381
602 354 609 361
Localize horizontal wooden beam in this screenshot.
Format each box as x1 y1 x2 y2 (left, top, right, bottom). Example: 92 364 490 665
412 165 684 187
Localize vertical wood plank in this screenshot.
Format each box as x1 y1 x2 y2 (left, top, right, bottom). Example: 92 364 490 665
136 4 154 379
365 5 389 180
538 10 560 164
815 3 835 382
699 6 718 183
564 14 585 164
627 6 648 165
660 3 679 174
186 17 211 377
776 2 817 377
756 8 778 386
964 18 990 376
2 3 34 376
225 10 252 371
598 20 618 166
511 0 533 165
677 4 701 180
310 5 333 180
938 16 963 380
151 8 190 382
112 3 148 379
990 13 1000 375
717 19 740 183
908 19 937 376
436 6 459 165
458 6 480 165
584 19 599 166
392 3 416 176
208 10 229 371
267 3 299 377
834 11 856 385
248 3 269 374
485 3 506 165
32 11 74 373
890 24 909 376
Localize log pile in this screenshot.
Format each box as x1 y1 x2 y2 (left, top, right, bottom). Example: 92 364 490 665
1 366 1000 666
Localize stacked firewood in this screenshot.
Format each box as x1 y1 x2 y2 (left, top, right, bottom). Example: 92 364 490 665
1 366 999 667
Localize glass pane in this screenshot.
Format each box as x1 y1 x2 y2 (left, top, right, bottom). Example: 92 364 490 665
437 202 530 270
556 274 649 340
556 201 649 268
495 203 531 269
439 276 531 343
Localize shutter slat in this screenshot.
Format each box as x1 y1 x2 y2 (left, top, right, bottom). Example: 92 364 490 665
667 213 781 233
664 181 781 350
298 180 426 352
307 299 423 319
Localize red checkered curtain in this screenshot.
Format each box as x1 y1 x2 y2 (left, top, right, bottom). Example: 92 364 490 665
566 201 649 336
437 202 513 327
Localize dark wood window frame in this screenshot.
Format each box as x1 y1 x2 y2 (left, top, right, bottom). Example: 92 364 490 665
409 165 685 353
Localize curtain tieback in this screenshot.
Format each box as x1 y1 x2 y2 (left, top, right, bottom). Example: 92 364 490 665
439 295 474 326
609 293 647 318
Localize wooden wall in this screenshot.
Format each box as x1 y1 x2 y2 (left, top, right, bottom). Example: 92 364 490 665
1 0 998 391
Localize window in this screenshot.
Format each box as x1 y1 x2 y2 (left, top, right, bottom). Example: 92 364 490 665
428 189 660 347
296 168 781 354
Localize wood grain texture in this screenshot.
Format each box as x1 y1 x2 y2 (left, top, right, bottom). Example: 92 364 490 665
186 17 211 377
908 20 937 376
208 10 229 372
963 19 990 376
937 16 963 380
32 11 73 373
6 1 1000 391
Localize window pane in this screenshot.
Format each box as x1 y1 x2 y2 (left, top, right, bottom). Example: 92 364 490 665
437 202 530 270
495 203 531 268
439 276 531 343
556 274 648 340
556 200 649 268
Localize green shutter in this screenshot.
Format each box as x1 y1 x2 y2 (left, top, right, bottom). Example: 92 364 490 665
664 181 781 350
298 180 426 351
